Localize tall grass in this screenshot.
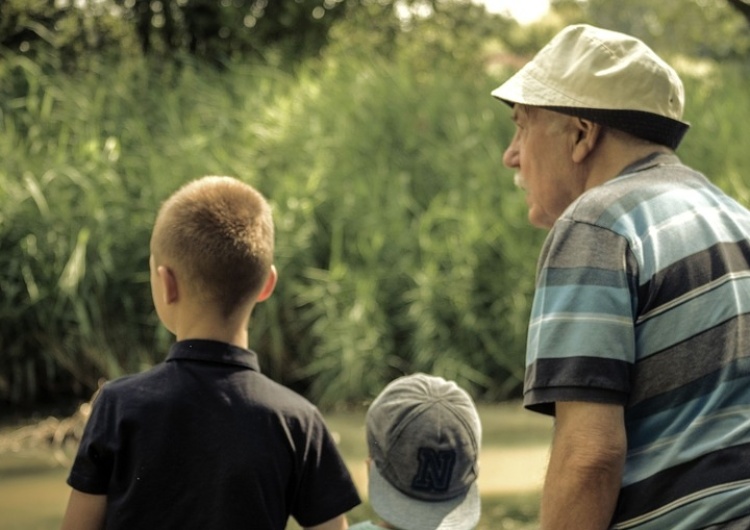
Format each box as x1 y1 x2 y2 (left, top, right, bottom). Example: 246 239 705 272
0 52 277 404
248 51 544 406
2 42 748 410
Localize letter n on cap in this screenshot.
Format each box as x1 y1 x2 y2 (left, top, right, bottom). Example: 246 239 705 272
411 448 456 493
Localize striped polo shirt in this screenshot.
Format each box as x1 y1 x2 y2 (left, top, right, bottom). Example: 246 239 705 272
524 152 750 529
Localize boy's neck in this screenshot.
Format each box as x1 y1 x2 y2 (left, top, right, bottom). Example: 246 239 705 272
172 303 253 349
175 326 250 349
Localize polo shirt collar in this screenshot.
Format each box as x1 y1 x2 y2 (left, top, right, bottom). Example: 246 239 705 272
166 339 261 371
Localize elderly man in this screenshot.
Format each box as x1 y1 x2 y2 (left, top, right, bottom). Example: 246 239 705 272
492 24 750 530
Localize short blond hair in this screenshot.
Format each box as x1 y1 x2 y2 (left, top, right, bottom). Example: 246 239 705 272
151 176 274 317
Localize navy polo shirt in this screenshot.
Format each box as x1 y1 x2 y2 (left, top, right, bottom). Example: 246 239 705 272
68 339 360 529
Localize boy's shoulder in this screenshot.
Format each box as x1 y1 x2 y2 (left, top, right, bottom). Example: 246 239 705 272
95 343 321 419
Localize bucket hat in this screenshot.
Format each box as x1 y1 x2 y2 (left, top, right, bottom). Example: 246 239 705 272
491 24 690 148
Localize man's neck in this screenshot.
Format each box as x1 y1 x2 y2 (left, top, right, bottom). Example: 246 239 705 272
584 138 672 191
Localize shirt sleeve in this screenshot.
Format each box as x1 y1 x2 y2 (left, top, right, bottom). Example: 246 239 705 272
66 385 116 494
289 408 361 527
524 219 637 415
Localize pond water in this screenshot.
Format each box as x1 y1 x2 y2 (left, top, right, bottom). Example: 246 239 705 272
0 453 70 530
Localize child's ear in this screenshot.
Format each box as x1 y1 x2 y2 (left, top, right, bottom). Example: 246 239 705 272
256 265 278 303
157 265 180 304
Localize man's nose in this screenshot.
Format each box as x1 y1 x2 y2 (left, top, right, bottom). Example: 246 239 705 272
503 141 519 168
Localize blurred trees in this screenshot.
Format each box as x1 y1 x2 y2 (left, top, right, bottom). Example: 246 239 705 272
1 0 511 65
117 0 350 62
727 0 750 25
0 0 351 64
4 0 750 66
0 0 134 63
552 0 750 59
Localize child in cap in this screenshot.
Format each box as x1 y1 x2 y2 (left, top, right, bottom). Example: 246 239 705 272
61 176 360 530
351 373 482 530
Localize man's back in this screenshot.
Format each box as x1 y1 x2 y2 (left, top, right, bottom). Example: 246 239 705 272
525 153 750 528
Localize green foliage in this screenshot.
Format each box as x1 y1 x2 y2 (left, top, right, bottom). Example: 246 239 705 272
0 0 386 66
0 52 281 404
0 0 136 65
552 0 750 59
0 54 161 403
678 63 750 202
0 2 545 408
244 23 544 406
112 0 352 62
6 1 750 411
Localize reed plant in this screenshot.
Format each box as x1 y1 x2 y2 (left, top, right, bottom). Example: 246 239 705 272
245 44 546 406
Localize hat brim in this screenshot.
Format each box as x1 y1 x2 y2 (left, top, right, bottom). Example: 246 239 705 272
491 71 690 149
491 65 582 109
368 461 481 530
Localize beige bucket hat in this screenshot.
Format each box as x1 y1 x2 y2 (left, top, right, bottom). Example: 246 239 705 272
491 24 690 149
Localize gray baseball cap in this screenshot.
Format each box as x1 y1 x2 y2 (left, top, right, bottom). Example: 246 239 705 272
491 24 690 149
366 373 482 530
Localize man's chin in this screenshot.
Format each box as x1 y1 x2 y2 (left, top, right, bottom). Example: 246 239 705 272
528 208 554 230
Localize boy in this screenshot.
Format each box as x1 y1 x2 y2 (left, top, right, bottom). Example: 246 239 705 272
61 176 361 530
350 373 482 530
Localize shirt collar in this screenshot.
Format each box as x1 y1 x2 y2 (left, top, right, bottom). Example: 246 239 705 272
617 151 681 177
166 339 261 372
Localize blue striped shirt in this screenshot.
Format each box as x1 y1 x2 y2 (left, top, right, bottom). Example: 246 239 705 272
525 153 750 529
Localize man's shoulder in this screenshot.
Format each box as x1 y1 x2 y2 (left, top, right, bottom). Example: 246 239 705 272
564 160 710 230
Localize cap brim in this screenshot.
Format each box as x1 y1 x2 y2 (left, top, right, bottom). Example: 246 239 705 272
368 461 481 530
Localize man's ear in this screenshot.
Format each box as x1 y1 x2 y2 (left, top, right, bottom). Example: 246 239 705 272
256 265 278 303
157 265 180 304
572 118 602 163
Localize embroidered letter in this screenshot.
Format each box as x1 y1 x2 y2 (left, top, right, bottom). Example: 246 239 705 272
411 448 456 492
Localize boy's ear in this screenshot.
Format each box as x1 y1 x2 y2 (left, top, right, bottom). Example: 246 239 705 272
571 118 602 163
256 265 277 303
157 265 180 304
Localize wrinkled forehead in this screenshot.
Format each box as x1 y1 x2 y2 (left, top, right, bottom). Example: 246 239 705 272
511 103 540 121
512 105 556 130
